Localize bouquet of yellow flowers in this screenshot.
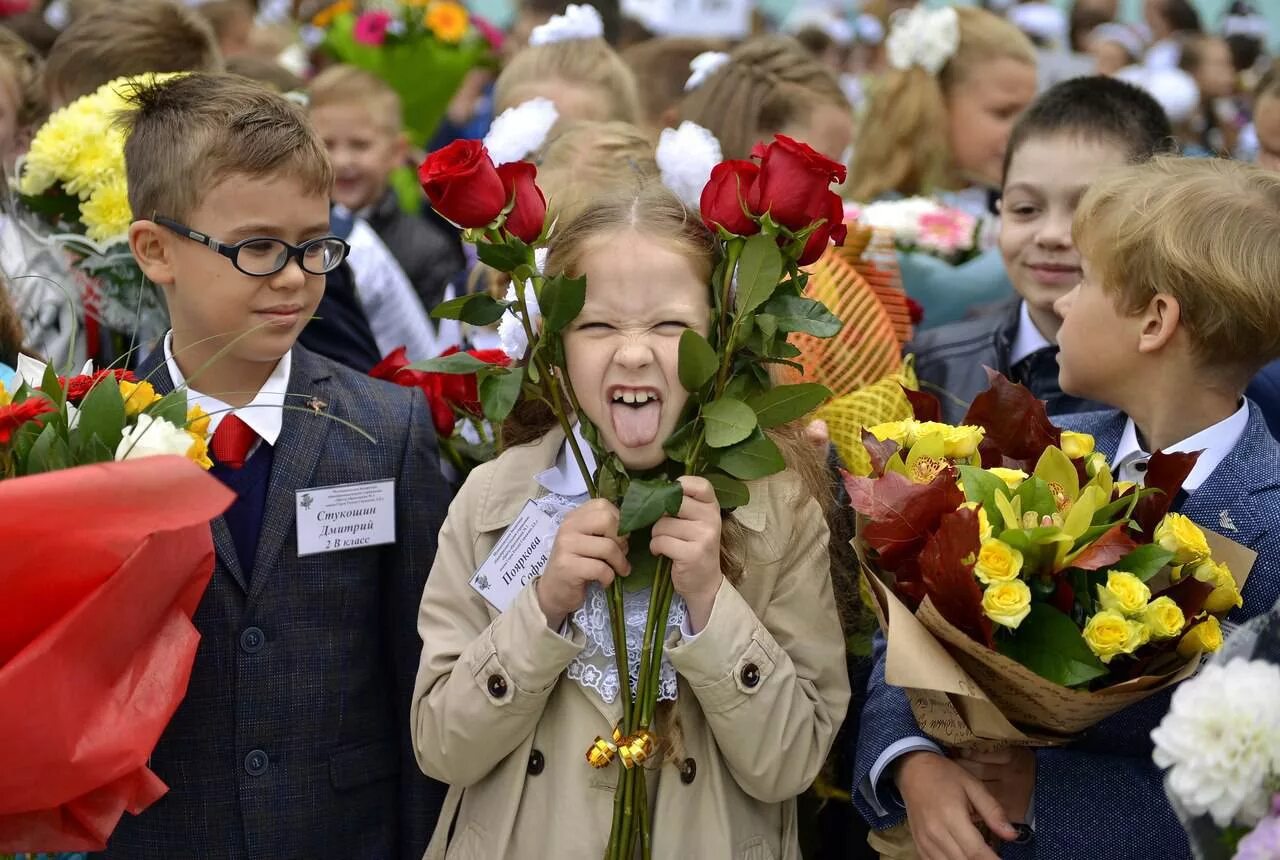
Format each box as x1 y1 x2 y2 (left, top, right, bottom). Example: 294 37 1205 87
15 73 175 363
848 372 1253 745
311 0 496 147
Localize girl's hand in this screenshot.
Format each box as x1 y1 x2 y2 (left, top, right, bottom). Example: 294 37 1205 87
536 500 630 630
651 476 723 633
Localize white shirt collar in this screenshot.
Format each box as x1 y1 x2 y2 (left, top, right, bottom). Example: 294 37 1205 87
535 423 597 498
1112 401 1250 492
163 331 292 446
1009 301 1054 367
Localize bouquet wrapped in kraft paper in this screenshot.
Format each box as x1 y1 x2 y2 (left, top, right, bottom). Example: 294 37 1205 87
847 371 1255 751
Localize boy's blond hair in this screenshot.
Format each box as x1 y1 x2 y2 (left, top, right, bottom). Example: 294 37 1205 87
0 28 46 130
1074 156 1280 375
119 72 333 223
45 0 223 104
495 38 641 123
307 64 402 133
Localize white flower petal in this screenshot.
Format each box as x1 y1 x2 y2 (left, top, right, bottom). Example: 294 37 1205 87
656 121 722 212
685 50 730 92
529 4 603 46
483 98 560 166
115 414 194 462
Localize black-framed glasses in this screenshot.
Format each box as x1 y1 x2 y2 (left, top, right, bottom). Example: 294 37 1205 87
153 215 350 277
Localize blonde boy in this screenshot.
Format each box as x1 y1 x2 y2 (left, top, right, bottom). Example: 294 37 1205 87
308 64 464 313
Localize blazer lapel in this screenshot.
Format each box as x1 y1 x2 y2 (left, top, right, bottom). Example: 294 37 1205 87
246 347 334 603
1180 405 1279 551
137 348 249 590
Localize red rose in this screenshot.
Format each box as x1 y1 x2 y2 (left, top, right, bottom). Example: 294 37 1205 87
418 140 507 229
748 135 848 231
370 346 511 437
0 397 56 445
797 191 849 266
58 368 137 404
496 161 548 244
699 160 761 236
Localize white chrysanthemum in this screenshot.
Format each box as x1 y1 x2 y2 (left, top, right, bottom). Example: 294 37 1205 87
885 6 959 74
528 3 603 46
685 51 730 92
496 248 548 362
857 197 944 244
1151 658 1280 828
115 414 197 463
656 122 722 212
483 98 560 166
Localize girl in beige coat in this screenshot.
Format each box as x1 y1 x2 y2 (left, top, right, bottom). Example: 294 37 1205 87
411 185 851 859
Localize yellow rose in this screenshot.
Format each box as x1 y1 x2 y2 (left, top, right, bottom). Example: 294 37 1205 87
1201 561 1243 614
1096 571 1151 617
1084 452 1110 478
186 403 211 439
982 580 1032 629
185 433 213 470
1143 596 1186 639
988 467 1028 490
1083 610 1149 663
118 379 160 417
974 538 1023 584
1155 513 1211 566
1060 431 1095 460
941 425 985 459
1177 616 1223 659
867 420 916 448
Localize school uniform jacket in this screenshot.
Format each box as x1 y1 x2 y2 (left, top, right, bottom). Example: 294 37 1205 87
852 402 1280 859
98 344 450 860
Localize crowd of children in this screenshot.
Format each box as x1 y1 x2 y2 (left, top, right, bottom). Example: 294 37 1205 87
0 0 1278 858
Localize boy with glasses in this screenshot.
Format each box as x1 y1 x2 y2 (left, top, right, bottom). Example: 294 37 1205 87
107 73 449 859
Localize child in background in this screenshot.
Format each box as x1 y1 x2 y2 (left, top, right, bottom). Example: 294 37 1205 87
309 64 465 315
1243 62 1280 437
1143 0 1202 70
109 72 448 858
1179 35 1240 155
620 36 726 135
910 76 1174 424
493 5 640 124
855 157 1280 860
192 0 255 59
43 0 223 107
411 182 849 858
680 35 853 162
0 27 43 172
1086 23 1146 76
849 6 1036 329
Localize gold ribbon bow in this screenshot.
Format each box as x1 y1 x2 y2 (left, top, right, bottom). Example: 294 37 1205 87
586 725 656 770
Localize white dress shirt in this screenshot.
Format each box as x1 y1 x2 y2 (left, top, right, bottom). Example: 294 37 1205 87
163 331 291 451
1112 402 1249 491
1009 301 1053 367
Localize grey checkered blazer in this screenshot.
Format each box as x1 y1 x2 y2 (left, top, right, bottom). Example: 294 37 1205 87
97 344 450 860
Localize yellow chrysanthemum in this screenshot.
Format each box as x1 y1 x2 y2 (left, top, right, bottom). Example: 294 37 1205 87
81 178 132 243
186 403 211 440
426 1 469 43
186 433 213 470
312 0 354 27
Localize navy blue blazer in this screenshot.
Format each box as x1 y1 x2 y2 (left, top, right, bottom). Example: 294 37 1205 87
98 344 450 860
1246 359 1280 439
852 402 1280 859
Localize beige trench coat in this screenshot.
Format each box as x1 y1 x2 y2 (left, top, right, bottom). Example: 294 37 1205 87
411 428 850 859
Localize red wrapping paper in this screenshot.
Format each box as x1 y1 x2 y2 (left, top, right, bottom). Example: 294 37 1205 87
0 456 234 851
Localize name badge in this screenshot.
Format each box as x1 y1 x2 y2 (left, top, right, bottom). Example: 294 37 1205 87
470 500 558 612
296 479 396 556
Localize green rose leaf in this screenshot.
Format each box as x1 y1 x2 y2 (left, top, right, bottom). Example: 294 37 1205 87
623 538 660 592
76 378 126 456
761 295 842 337
747 382 831 428
705 471 750 509
148 390 189 427
756 313 778 341
40 364 64 409
735 234 784 317
715 429 785 480
479 366 523 422
618 477 685 534
996 603 1108 687
678 329 718 393
702 397 758 448
26 420 71 475
410 352 494 375
430 292 510 326
1113 544 1176 582
663 419 697 462
476 239 530 273
541 274 587 334
956 465 1010 533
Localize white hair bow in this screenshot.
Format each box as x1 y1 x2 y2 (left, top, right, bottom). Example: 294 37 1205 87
685 51 730 92
483 98 560 166
529 4 605 46
655 122 722 212
885 6 959 75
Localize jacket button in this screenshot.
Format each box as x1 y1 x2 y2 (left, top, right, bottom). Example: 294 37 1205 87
244 749 269 776
740 662 761 688
487 674 508 699
527 749 545 776
239 626 264 654
679 757 696 784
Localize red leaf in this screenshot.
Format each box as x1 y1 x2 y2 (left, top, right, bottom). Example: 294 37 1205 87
919 507 993 647
1068 523 1139 571
846 470 966 569
1050 577 1075 614
860 429 900 477
962 368 1061 464
1156 575 1215 621
902 385 942 423
1132 450 1200 540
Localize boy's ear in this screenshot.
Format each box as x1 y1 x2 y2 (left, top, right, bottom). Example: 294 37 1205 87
1136 292 1182 355
129 220 177 288
393 131 410 165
